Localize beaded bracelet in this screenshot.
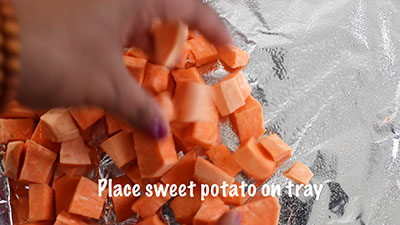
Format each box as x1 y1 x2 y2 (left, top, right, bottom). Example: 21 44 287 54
0 0 20 109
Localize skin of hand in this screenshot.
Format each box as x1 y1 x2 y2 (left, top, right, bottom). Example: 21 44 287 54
218 210 242 225
12 0 232 138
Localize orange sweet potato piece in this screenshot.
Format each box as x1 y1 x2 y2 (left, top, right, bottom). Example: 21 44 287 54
222 70 251 100
112 175 138 222
54 176 80 214
188 35 218 66
233 138 276 181
29 184 54 222
161 151 197 186
184 119 221 149
58 164 93 177
206 144 241 177
176 42 191 69
232 197 280 225
230 96 265 143
68 177 107 219
284 161 314 185
131 183 171 219
122 161 144 187
174 82 215 123
152 20 189 68
123 55 147 85
31 121 60 152
170 121 199 153
171 67 205 85
0 100 36 118
213 78 245 116
54 211 88 225
216 45 250 69
126 46 150 60
169 187 202 224
68 106 105 130
0 118 34 144
19 140 57 184
194 157 235 186
155 92 175 122
4 141 25 181
259 134 292 166
220 182 248 206
197 60 218 75
9 180 29 224
193 197 229 225
100 131 136 168
137 215 166 225
40 108 80 142
143 63 170 95
133 131 178 178
105 113 122 135
188 29 199 40
60 136 91 166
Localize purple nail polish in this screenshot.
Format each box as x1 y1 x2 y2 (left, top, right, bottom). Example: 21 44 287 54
148 118 168 139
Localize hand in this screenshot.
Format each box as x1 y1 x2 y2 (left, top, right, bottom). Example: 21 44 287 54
13 0 231 138
218 211 242 225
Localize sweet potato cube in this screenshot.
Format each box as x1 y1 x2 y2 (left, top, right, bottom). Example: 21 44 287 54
137 215 166 225
60 136 92 166
259 133 292 166
68 106 105 130
29 184 54 222
68 177 107 219
19 140 57 184
161 151 197 186
40 108 80 142
184 120 221 149
216 44 250 69
126 46 150 60
131 183 171 219
58 164 93 177
193 197 229 225
194 157 235 186
188 35 218 66
155 92 175 122
284 161 314 185
170 121 199 153
31 121 60 152
54 176 80 214
170 187 202 224
123 55 147 85
54 211 88 225
206 144 241 177
133 131 178 178
230 96 265 143
0 118 34 143
4 141 25 181
143 63 170 94
213 78 245 116
112 175 138 222
100 131 136 168
171 67 204 85
233 138 276 181
220 182 248 206
0 100 36 118
231 197 280 225
222 70 251 100
122 162 144 187
105 113 122 135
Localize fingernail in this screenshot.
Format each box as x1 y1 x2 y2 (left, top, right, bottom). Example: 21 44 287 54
234 211 242 224
147 118 167 139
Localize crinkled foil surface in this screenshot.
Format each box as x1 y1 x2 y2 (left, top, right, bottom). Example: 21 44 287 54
2 0 400 224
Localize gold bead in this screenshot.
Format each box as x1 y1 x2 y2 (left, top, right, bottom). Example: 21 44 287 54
3 20 19 36
5 38 20 54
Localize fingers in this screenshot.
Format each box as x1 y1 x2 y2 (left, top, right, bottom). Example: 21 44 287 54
218 210 242 225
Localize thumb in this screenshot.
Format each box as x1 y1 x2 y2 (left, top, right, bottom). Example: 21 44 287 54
218 210 242 225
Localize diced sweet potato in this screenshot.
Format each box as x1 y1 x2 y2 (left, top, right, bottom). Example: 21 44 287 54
233 138 276 181
284 161 314 185
19 140 57 184
161 151 197 186
60 136 91 166
206 144 241 177
188 35 218 66
171 67 205 85
169 187 202 224
230 96 265 143
123 55 147 85
197 60 218 75
58 164 93 177
133 131 178 178
131 183 171 219
9 180 29 224
155 92 175 122
31 121 60 152
100 131 136 168
174 82 215 123
54 211 88 225
29 184 54 222
176 42 191 69
105 113 122 135
68 177 107 219
220 182 248 206
112 175 138 222
213 78 245 116
170 121 199 153
126 46 150 60
194 157 235 186
0 100 36 118
258 134 292 166
143 63 170 95
222 70 251 100
137 215 166 225
40 108 80 142
231 197 280 225
0 118 34 143
216 45 250 69
122 162 144 187
184 119 221 149
4 141 25 181
54 176 80 214
68 106 105 130
193 196 229 225
152 20 189 68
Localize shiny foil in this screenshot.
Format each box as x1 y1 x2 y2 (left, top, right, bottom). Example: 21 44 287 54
2 0 400 224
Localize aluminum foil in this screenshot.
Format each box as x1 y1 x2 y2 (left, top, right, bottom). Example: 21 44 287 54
2 0 400 224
